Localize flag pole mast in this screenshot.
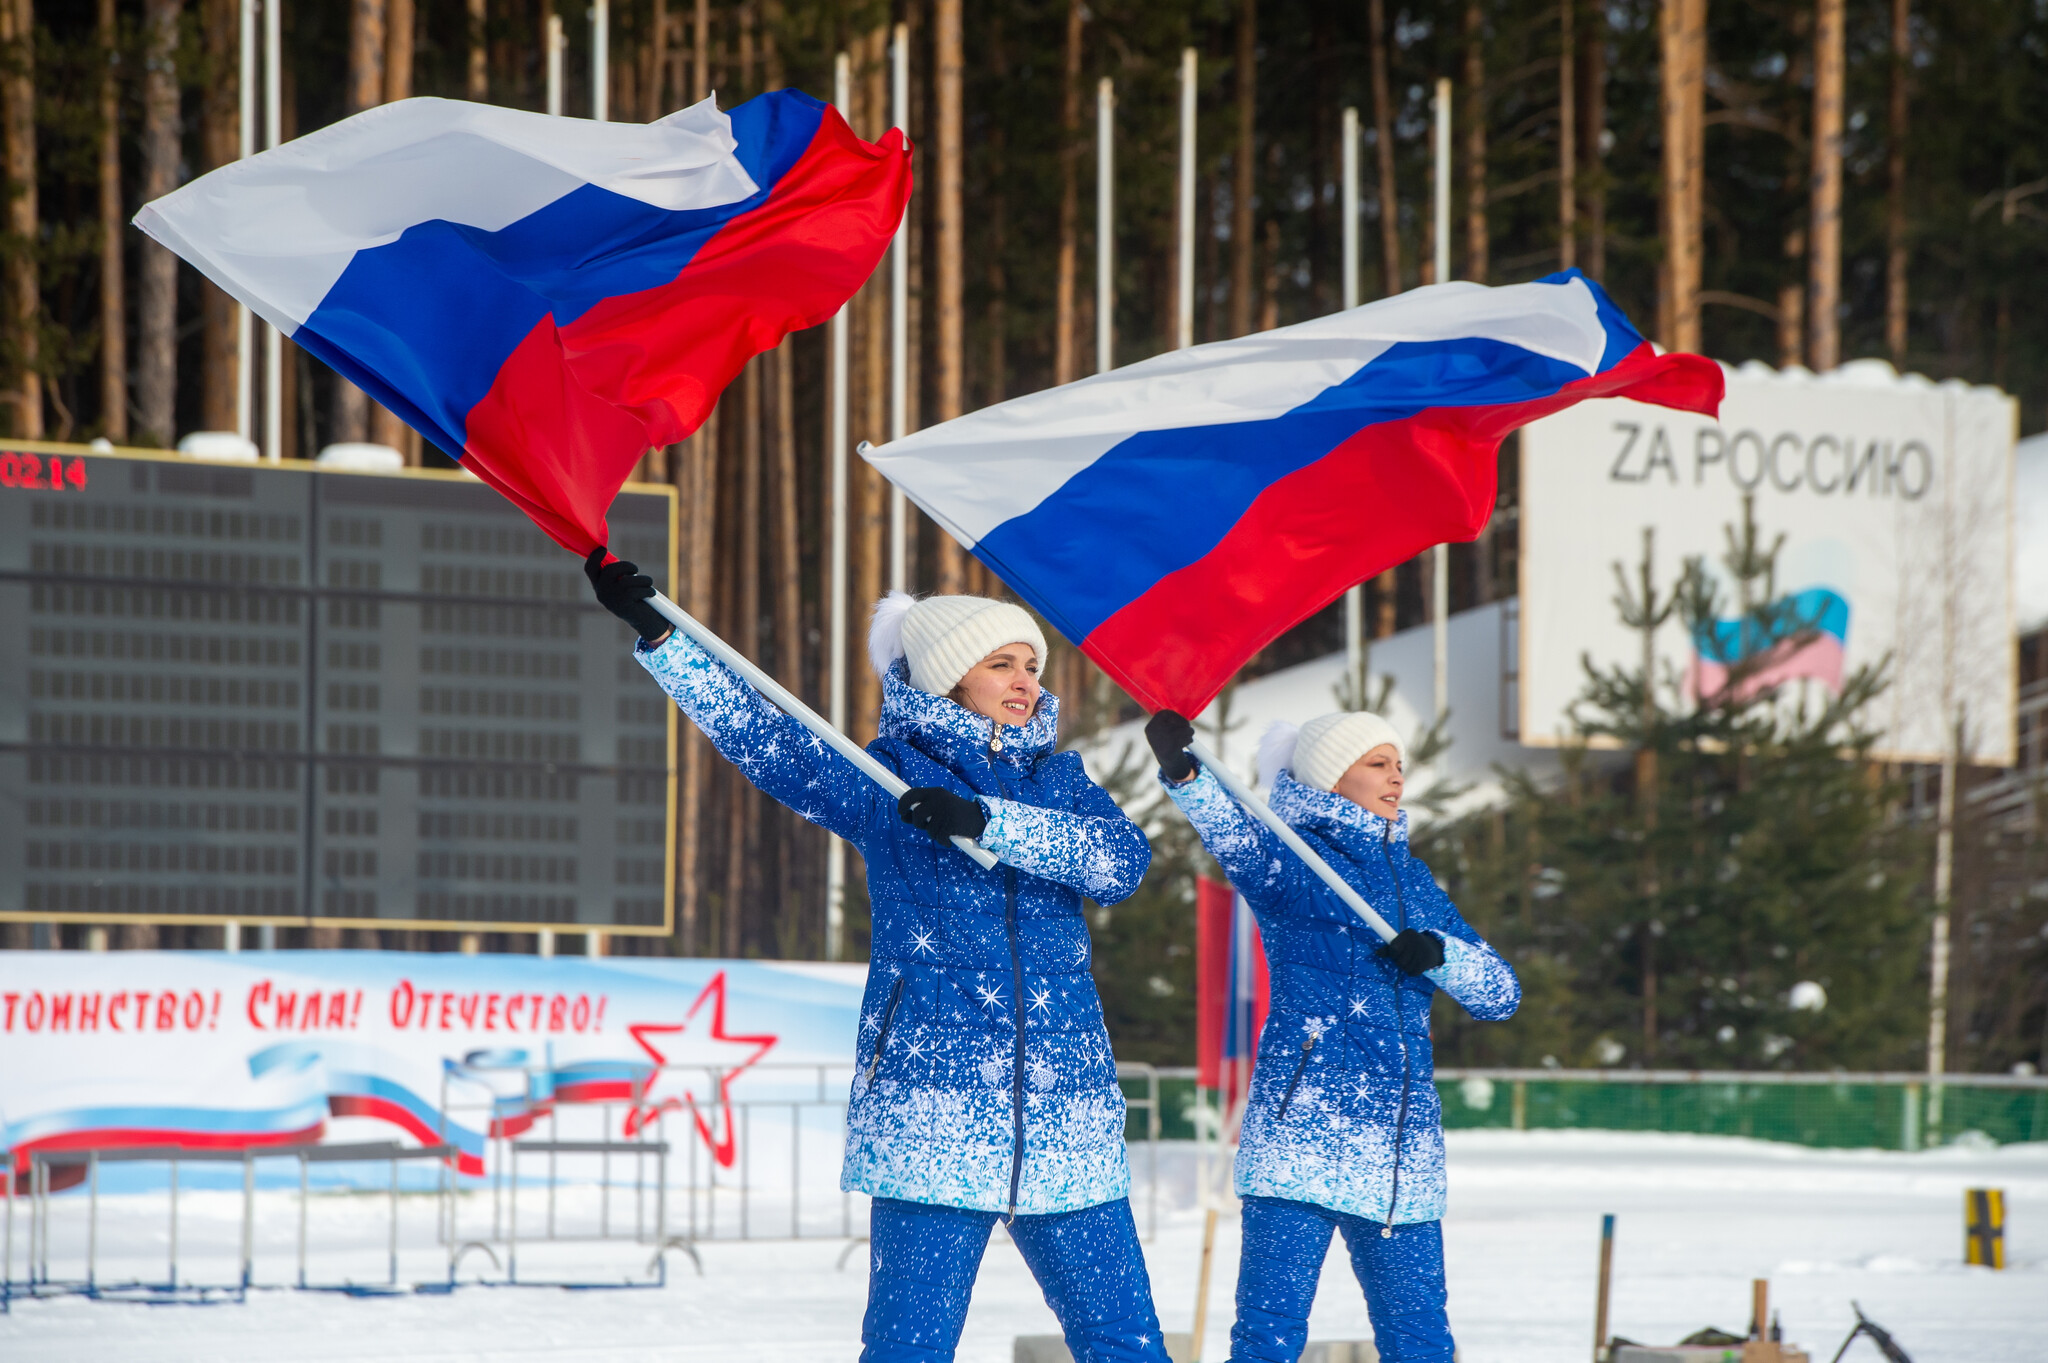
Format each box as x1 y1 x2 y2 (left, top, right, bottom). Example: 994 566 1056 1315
261 0 282 463
1432 79 1452 724
591 0 609 122
1341 106 1365 709
235 0 255 446
546 15 564 116
826 51 854 959
1184 738 1397 943
888 24 909 592
647 592 998 873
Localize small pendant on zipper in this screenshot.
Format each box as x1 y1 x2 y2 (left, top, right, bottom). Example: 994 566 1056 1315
990 736 1004 753
1381 1226 1392 1239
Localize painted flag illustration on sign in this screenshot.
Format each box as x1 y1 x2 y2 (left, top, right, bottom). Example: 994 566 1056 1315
136 90 911 556
863 271 1724 717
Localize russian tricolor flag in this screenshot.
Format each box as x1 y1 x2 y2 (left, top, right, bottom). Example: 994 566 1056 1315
138 91 910 555
866 272 1722 716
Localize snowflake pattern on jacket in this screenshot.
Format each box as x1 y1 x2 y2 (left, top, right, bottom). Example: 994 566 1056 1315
636 630 1151 1216
1164 764 1520 1225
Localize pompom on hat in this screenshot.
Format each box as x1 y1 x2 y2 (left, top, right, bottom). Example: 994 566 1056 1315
869 590 1049 696
1261 711 1406 793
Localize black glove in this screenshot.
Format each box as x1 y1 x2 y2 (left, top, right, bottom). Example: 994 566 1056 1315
585 548 671 644
898 787 988 842
1145 709 1197 783
1376 928 1445 976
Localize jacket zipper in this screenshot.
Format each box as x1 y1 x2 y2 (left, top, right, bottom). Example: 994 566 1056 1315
1003 864 1026 1219
1276 1035 1318 1118
1380 819 1412 1236
864 976 906 1085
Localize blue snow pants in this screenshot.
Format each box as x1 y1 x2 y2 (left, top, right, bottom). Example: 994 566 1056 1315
861 1196 1173 1363
1228 1196 1454 1363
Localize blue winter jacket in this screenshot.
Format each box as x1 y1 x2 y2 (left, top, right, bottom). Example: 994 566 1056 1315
1165 763 1519 1225
636 631 1151 1217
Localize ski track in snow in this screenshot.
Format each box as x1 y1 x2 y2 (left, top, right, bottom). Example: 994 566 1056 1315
1 1130 2041 1362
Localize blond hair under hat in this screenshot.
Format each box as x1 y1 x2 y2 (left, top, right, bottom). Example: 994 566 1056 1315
868 591 1049 697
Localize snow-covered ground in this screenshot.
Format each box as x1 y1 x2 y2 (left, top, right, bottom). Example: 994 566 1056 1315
2 1130 2041 1362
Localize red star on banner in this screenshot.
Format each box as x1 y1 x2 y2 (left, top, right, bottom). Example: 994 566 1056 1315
621 970 777 1166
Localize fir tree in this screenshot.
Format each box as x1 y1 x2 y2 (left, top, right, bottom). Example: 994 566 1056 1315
1426 500 1929 1070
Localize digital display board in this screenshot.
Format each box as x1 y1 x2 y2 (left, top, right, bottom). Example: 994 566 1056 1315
0 443 677 934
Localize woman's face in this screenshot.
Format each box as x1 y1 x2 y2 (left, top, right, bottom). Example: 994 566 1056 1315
1332 742 1403 818
949 643 1042 728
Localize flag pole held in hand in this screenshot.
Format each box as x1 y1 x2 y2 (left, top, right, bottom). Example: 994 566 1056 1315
645 591 1002 872
1183 736 1397 943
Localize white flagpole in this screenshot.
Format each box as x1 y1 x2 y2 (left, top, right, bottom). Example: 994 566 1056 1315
546 15 564 117
647 592 998 873
261 0 280 462
1341 106 1364 707
888 23 909 591
1184 737 1397 943
826 51 854 959
591 0 609 122
1177 49 1196 352
1096 76 1114 374
1432 78 1452 722
235 0 256 444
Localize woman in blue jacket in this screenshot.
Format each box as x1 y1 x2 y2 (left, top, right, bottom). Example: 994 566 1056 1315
1145 708 1519 1363
591 553 1171 1363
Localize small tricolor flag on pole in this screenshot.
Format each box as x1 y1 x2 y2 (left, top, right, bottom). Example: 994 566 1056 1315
864 271 1722 717
137 91 910 557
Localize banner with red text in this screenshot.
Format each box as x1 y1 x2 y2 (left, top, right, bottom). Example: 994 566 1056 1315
0 951 865 1186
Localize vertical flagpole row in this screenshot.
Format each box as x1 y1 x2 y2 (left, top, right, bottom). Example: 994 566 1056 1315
887 24 909 591
591 0 609 122
825 51 853 962
1340 107 1364 707
1431 79 1453 723
1176 49 1196 352
546 15 565 117
235 0 256 444
260 0 281 462
1096 77 1113 374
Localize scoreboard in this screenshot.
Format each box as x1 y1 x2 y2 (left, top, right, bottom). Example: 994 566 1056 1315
0 443 677 935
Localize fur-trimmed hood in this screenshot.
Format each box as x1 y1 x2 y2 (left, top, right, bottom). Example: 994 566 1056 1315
1265 768 1409 845
876 656 1059 769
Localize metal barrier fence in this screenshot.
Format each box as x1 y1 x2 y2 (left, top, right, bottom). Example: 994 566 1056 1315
1152 1066 2048 1150
16 1061 2028 1306
1431 1067 2048 1150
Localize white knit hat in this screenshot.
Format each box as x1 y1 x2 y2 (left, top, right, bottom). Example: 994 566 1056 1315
868 591 1048 696
1273 711 1406 793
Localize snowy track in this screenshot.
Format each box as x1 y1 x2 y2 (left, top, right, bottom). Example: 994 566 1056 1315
3 1130 2042 1362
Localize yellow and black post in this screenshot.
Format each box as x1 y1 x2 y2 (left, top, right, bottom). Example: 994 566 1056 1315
1964 1187 2005 1269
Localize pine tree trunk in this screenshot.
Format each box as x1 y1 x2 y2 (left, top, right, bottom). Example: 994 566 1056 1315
1657 0 1705 353
1808 0 1843 371
1578 5 1606 280
1053 0 1082 385
691 0 708 103
333 0 387 445
1885 0 1908 364
136 0 182 447
2 0 35 438
98 0 125 440
199 0 238 435
369 0 415 457
1463 0 1488 284
677 411 717 954
1230 0 1255 337
1368 0 1401 295
466 0 486 100
931 0 964 592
